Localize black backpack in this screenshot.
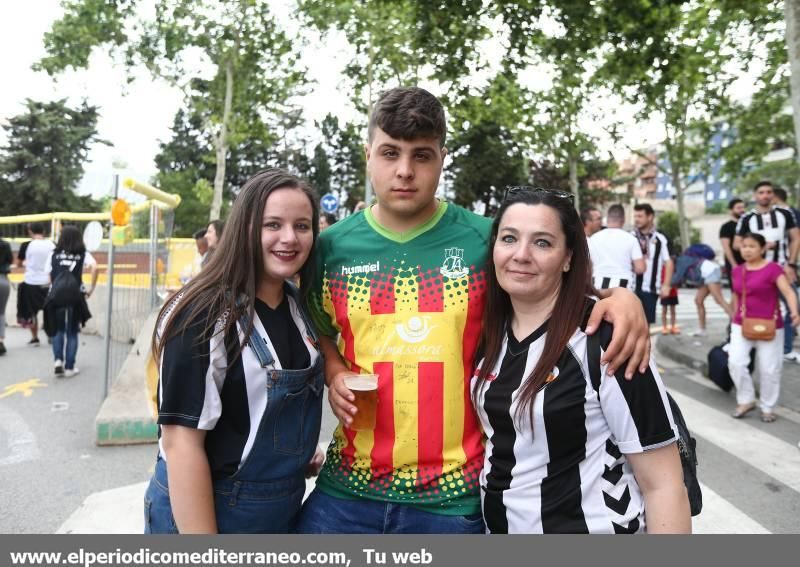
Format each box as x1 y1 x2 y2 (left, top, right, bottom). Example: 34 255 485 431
48 269 83 307
587 333 702 516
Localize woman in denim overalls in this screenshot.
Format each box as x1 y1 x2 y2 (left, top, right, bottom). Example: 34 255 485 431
144 169 324 533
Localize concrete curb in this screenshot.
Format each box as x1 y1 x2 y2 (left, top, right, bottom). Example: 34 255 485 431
657 335 709 376
95 311 159 446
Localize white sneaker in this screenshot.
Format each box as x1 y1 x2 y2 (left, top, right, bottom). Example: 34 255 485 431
784 351 800 363
54 360 64 376
689 329 707 337
64 367 80 377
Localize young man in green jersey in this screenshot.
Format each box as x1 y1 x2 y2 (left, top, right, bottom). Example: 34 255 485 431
296 87 652 534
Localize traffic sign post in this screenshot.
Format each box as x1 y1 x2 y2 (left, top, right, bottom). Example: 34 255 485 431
321 193 339 214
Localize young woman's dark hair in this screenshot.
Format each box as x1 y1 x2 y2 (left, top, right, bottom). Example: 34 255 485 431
742 232 767 250
55 225 86 255
152 168 319 362
473 188 594 424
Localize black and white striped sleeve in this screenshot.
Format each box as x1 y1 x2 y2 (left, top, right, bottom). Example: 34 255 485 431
595 325 677 453
736 214 753 236
158 311 226 430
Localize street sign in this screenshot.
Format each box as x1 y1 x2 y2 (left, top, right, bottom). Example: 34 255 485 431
320 193 339 214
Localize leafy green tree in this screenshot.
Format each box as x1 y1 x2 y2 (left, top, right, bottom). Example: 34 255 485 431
312 114 366 212
0 99 105 215
720 4 791 192
308 143 332 197
735 159 800 199
297 0 490 107
656 211 701 254
448 120 527 216
593 0 771 249
38 0 306 221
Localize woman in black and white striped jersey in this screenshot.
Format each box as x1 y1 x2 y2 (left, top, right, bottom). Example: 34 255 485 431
471 187 690 534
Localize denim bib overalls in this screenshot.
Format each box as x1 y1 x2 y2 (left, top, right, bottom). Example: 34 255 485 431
144 284 324 533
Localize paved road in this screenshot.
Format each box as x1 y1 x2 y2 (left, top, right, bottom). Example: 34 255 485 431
2 325 799 533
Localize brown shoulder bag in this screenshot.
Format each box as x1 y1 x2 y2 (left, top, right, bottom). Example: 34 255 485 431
740 268 777 341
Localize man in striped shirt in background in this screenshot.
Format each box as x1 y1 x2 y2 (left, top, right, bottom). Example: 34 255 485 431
735 181 800 362
632 203 673 326
589 204 646 291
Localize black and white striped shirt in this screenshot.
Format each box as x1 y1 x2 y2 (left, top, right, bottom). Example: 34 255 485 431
632 230 669 294
155 294 319 479
472 307 677 534
736 206 796 265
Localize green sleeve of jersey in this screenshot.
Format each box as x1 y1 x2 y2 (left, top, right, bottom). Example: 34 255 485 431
309 234 337 337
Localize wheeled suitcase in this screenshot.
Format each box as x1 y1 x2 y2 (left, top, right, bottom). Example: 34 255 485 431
707 343 754 392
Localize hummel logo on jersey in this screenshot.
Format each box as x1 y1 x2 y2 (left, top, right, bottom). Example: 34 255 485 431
341 260 380 276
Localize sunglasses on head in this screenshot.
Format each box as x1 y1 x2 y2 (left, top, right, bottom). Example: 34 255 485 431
503 186 575 203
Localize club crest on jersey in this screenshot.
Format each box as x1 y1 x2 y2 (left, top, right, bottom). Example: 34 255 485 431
441 247 469 278
545 366 560 384
396 316 434 344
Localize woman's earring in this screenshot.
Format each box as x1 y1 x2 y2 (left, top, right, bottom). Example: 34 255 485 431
563 263 570 272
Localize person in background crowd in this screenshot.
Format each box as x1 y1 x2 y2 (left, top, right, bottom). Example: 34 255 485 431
16 223 55 345
729 232 799 423
719 198 745 284
632 204 673 325
202 220 224 268
353 201 367 212
735 181 800 363
191 228 208 278
686 252 733 337
773 187 800 360
16 225 33 269
319 213 337 232
581 206 603 238
660 256 680 335
472 188 690 534
296 86 652 535
144 168 324 534
773 187 800 226
46 225 97 377
589 203 645 291
0 236 12 356
194 228 208 259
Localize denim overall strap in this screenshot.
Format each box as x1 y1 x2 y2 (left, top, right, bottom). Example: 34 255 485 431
238 310 274 368
283 280 319 345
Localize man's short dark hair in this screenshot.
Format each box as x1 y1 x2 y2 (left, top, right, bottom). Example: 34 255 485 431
580 206 599 224
29 223 45 235
774 187 788 202
633 203 655 216
753 180 773 192
728 198 743 210
193 228 207 240
607 204 625 222
368 87 447 145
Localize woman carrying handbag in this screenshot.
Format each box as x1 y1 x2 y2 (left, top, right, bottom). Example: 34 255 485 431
729 232 800 422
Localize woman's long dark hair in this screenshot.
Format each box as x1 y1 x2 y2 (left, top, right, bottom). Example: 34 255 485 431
473 189 594 425
152 168 320 362
55 225 86 255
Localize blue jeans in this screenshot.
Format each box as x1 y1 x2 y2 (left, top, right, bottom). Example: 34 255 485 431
780 283 798 354
295 489 486 534
52 330 78 369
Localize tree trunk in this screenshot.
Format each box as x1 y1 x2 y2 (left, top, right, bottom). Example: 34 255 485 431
568 154 579 211
670 159 690 250
784 0 800 204
210 55 234 221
